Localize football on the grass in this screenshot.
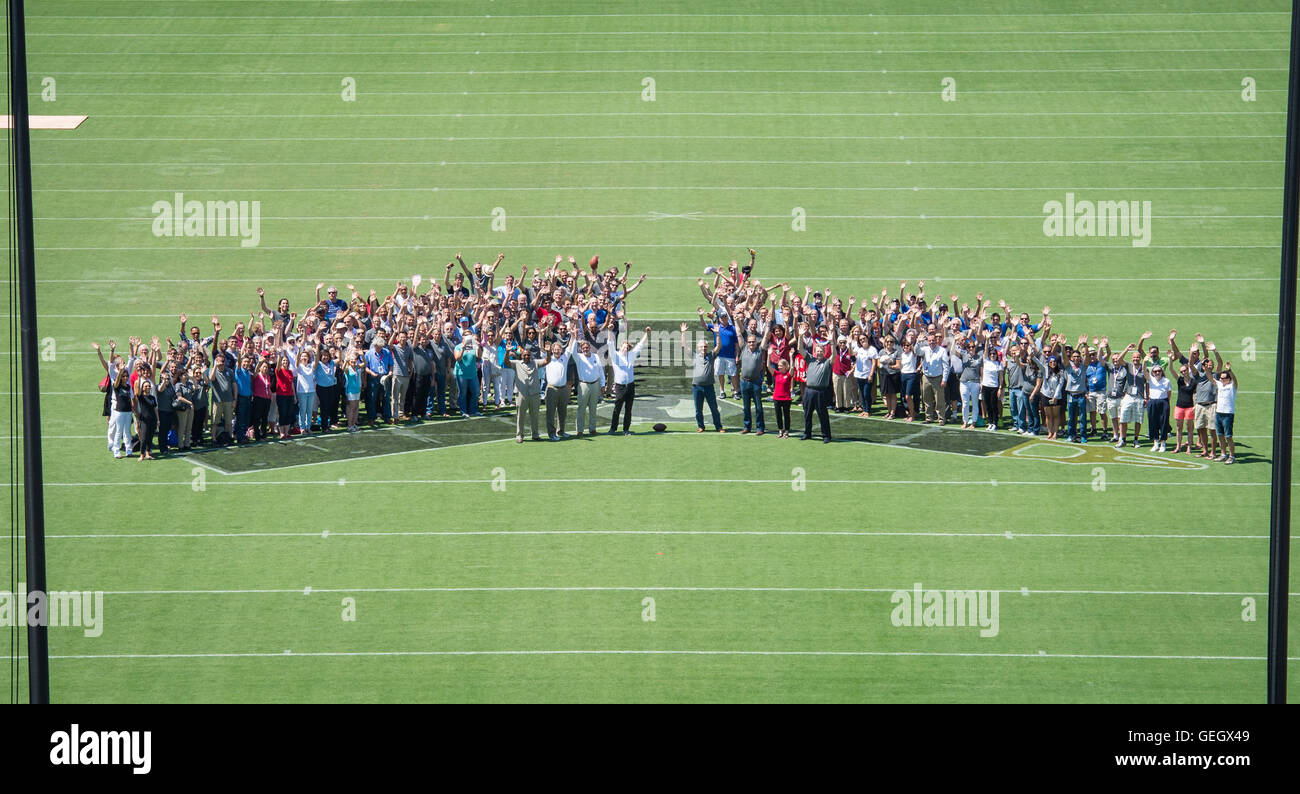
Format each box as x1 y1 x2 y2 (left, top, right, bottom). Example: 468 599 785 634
590 255 599 269
653 423 667 432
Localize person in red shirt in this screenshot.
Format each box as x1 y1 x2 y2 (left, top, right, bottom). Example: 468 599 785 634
770 357 794 438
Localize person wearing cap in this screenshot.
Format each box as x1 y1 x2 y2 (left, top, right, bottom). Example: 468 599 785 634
452 332 484 418
1084 344 1109 441
699 306 739 399
1212 361 1238 463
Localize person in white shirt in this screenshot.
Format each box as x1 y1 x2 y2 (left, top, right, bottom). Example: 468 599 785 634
572 338 607 437
1213 362 1238 464
543 321 578 440
898 337 921 422
849 330 877 417
916 331 950 424
1146 365 1172 452
609 326 651 435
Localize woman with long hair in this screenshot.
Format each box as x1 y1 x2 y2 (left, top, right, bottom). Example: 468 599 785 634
295 348 318 435
343 351 362 432
107 368 134 459
252 358 273 440
274 352 296 440
133 376 159 461
1041 355 1066 440
876 334 901 419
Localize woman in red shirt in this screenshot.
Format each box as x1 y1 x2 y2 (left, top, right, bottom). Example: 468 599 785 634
252 359 274 440
771 357 794 438
274 353 296 440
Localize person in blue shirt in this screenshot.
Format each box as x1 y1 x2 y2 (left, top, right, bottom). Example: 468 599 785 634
453 333 483 417
234 354 254 443
699 306 740 399
316 284 348 320
314 347 340 431
1084 347 1109 440
363 336 394 425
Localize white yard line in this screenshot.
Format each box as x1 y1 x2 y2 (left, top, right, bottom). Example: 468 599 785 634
0 529 1267 543
94 585 1290 598
46 649 1293 662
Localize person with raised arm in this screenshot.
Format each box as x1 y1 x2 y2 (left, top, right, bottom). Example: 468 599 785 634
543 316 579 440
507 343 543 443
609 326 651 436
682 321 724 433
572 334 606 438
798 325 834 443
738 325 771 435
1213 360 1238 464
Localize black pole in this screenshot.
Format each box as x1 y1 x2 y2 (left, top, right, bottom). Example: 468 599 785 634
6 0 49 704
1268 0 1300 705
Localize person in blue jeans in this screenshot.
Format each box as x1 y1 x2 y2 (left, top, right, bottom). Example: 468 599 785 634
681 323 723 432
234 354 253 443
738 332 769 434
453 333 483 417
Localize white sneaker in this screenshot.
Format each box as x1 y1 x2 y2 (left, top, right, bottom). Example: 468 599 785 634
1115 440 1125 449
113 451 122 459
1159 442 1167 452
1132 441 1142 448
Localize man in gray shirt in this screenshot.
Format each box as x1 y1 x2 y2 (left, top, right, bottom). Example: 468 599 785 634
682 322 723 432
389 331 413 421
738 332 769 435
508 347 542 442
799 332 834 442
208 353 238 444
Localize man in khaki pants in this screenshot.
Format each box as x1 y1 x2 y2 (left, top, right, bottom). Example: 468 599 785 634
543 321 577 440
508 346 542 442
916 332 950 424
572 338 605 437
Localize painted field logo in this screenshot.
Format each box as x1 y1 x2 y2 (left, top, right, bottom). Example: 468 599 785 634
0 584 103 637
1042 192 1152 248
152 191 260 248
50 724 151 775
889 582 999 638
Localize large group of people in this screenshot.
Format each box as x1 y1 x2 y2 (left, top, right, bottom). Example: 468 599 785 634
93 251 1242 466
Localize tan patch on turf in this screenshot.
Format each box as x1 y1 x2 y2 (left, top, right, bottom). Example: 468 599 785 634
0 115 87 130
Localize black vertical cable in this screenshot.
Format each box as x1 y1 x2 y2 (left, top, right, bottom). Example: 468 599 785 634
5 0 47 704
3 0 16 706
1268 0 1300 705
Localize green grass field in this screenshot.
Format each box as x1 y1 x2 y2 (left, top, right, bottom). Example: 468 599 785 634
2 0 1298 702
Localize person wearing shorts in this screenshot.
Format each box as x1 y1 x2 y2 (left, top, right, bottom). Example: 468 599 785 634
1116 349 1147 448
1172 361 1196 453
1085 349 1108 439
1190 356 1220 459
